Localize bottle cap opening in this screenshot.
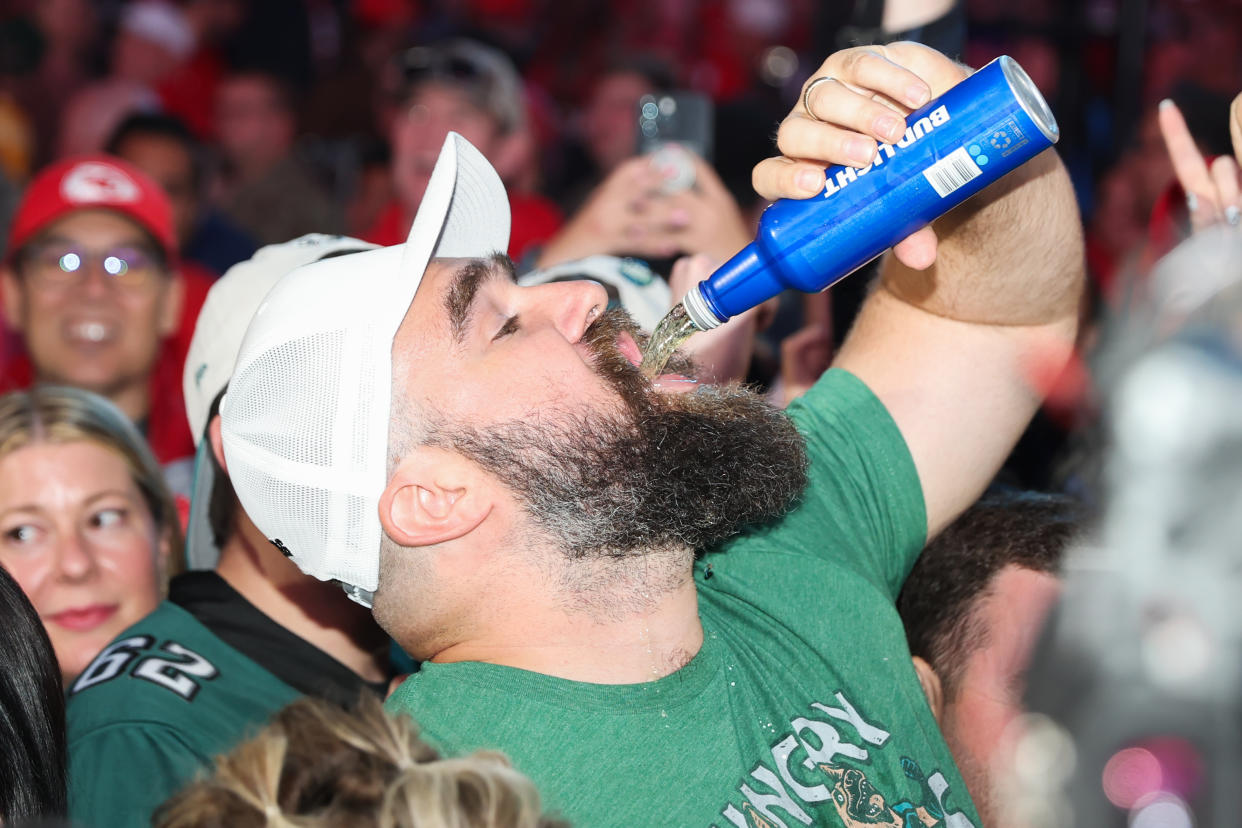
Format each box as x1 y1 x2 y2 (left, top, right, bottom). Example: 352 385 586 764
683 283 724 330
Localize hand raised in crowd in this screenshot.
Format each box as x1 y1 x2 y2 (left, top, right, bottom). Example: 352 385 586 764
752 42 971 270
534 156 671 268
1158 94 1242 231
535 149 750 268
639 151 752 263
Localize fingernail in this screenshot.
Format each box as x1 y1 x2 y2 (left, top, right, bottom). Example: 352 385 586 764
877 115 904 143
1187 192 1199 212
1159 98 1174 110
848 137 874 165
797 169 825 193
907 84 930 107
1227 205 1241 226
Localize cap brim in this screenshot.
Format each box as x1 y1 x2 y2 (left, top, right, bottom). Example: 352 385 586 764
399 132 511 300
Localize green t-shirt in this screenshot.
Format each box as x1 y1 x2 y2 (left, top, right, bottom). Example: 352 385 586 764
387 369 981 827
66 602 300 827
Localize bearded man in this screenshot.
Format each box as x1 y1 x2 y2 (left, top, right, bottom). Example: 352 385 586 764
221 43 1083 827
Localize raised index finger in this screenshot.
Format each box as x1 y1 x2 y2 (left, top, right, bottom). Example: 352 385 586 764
1159 98 1215 198
1231 90 1242 165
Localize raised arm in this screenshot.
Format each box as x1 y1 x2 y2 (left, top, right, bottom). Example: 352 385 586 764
756 42 1085 536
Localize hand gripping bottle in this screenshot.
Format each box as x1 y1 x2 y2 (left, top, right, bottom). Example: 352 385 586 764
679 56 1058 332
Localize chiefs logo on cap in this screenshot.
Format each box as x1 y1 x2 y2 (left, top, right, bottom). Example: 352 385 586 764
60 162 141 205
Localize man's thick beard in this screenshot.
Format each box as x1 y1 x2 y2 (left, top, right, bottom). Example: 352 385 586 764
425 309 809 561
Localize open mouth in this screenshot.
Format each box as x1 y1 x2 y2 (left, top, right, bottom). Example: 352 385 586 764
616 332 699 393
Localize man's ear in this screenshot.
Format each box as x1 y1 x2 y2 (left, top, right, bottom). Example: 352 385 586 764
1 267 26 330
157 270 185 337
208 414 227 473
911 656 943 724
378 445 493 548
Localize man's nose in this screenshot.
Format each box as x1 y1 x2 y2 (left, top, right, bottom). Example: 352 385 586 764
538 279 610 344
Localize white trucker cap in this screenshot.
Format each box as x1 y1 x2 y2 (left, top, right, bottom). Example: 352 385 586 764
219 133 510 605
181 234 378 570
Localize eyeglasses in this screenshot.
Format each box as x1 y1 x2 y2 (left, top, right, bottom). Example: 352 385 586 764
17 243 165 289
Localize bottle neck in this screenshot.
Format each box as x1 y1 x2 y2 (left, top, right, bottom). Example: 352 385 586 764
694 241 786 325
682 281 724 331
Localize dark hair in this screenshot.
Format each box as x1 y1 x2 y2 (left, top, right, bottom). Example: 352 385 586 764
0 564 67 823
897 490 1082 693
105 111 206 194
205 389 237 549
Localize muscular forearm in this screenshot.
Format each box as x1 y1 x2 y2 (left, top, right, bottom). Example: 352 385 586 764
879 147 1085 331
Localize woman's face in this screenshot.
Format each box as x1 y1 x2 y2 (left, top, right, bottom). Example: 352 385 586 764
0 440 166 682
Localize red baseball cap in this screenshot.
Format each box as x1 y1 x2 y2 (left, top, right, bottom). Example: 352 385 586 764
7 154 178 262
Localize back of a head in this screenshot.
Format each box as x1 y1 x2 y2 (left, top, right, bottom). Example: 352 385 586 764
154 696 567 828
898 490 1081 688
0 565 67 824
180 234 377 567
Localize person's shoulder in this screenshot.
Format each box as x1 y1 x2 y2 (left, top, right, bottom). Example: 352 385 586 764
785 367 888 429
66 601 299 744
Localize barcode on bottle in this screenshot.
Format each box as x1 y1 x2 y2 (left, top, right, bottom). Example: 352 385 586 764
923 147 983 197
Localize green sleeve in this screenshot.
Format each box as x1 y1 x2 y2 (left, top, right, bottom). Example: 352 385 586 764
746 368 927 599
68 723 209 828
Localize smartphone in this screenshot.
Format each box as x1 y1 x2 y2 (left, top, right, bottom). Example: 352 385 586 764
636 91 714 192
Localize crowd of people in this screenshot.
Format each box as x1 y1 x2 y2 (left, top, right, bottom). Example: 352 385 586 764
0 0 1240 826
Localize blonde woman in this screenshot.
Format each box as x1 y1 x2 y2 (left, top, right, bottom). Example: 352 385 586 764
0 385 180 683
156 696 568 828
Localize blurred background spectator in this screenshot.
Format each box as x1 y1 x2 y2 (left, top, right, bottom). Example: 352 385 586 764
211 68 342 244
106 112 257 277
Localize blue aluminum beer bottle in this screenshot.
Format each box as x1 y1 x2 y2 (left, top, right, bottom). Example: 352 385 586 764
680 56 1058 331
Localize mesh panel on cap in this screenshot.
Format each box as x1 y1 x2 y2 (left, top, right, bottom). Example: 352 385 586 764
224 318 386 590
229 331 345 468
